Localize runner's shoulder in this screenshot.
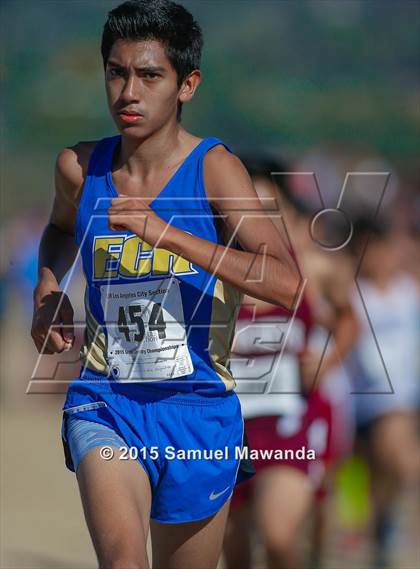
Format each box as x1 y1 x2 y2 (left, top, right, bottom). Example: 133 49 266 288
204 144 250 200
204 143 243 173
55 140 97 199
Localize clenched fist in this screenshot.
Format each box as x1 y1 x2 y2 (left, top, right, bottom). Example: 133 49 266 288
108 195 169 246
31 283 75 354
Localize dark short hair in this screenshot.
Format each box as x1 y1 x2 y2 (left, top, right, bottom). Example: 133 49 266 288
101 0 203 120
352 215 391 241
347 214 392 255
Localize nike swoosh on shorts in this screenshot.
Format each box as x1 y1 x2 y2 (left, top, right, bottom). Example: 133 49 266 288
208 486 231 500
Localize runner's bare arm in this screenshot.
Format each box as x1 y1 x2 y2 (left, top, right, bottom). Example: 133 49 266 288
31 142 94 353
176 147 300 308
295 251 359 389
301 253 359 385
319 256 359 366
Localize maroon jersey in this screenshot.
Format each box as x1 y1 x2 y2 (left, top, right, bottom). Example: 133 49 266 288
230 292 314 419
229 296 335 508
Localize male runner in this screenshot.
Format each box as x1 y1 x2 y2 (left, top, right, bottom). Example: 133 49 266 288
223 157 358 569
30 2 299 568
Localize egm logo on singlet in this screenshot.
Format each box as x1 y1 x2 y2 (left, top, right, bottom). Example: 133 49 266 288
92 235 198 281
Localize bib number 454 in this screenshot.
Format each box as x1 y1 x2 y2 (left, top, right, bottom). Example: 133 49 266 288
117 302 167 343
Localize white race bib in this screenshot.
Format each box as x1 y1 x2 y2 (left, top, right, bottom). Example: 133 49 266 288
100 277 194 381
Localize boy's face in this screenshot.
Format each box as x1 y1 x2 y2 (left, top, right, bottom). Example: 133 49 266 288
105 39 183 137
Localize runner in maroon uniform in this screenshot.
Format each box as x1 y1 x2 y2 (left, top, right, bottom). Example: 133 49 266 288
231 291 333 482
223 157 358 569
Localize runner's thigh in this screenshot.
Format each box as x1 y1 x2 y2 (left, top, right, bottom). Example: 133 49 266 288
76 446 152 568
254 466 313 547
150 499 231 569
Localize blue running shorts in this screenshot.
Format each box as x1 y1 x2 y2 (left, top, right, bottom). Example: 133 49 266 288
61 386 255 523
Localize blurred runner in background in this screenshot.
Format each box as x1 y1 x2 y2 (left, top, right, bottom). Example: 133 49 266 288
223 157 358 569
348 216 420 569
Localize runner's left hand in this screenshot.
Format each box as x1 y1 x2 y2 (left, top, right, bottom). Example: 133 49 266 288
108 195 168 246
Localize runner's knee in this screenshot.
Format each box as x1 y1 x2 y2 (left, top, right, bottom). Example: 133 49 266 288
390 448 419 484
263 523 298 558
374 438 419 484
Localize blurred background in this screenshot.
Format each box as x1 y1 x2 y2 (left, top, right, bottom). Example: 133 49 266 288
1 1 419 568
